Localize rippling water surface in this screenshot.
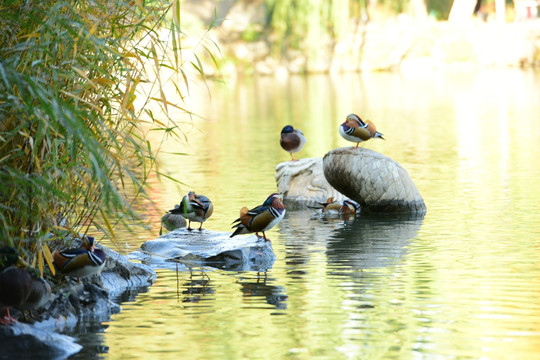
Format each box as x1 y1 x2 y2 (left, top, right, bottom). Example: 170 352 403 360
74 69 540 359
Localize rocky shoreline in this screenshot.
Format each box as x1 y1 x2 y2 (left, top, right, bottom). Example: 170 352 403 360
1 230 276 359
0 245 156 360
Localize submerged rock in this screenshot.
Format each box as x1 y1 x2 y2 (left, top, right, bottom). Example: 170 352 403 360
0 322 82 360
129 228 276 272
323 147 426 213
275 158 346 209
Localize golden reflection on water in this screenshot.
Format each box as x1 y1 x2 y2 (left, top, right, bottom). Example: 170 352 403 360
97 69 540 360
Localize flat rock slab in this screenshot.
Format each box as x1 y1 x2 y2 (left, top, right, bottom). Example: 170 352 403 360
100 245 157 298
323 147 426 214
275 158 346 209
129 228 276 272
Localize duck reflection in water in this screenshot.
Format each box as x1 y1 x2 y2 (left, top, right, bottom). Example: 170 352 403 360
238 271 287 310
326 213 425 270
176 266 214 304
278 211 424 282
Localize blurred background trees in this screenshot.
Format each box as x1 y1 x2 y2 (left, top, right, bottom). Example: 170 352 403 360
183 0 539 74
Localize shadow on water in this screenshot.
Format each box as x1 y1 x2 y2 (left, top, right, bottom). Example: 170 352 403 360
238 271 288 310
325 212 425 270
177 266 215 304
65 284 153 360
64 321 109 360
278 210 424 273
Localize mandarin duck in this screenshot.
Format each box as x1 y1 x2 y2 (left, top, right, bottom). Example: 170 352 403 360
0 248 52 324
339 113 384 148
0 266 32 324
230 193 286 241
308 197 360 215
280 125 307 161
169 191 214 231
53 236 106 279
17 270 52 312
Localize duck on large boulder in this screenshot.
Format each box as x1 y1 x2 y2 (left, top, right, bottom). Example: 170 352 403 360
275 158 346 209
323 147 426 214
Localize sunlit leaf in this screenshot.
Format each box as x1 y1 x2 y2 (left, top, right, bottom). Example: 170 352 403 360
42 244 56 276
156 171 189 186
38 250 44 277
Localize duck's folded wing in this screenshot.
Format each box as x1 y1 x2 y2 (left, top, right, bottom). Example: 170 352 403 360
351 127 372 141
248 209 275 232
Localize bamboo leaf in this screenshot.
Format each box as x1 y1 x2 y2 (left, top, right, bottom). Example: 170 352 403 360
179 69 190 97
156 171 189 186
99 208 116 241
72 66 98 89
42 244 56 276
38 250 44 277
161 152 189 156
150 43 168 114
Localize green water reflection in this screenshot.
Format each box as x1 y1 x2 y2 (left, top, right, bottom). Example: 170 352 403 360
94 69 540 360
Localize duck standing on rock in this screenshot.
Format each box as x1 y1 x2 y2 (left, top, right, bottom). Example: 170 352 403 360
53 236 106 279
339 114 384 148
169 191 213 231
230 193 286 241
280 125 307 161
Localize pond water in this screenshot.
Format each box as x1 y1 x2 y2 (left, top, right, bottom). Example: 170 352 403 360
74 68 540 359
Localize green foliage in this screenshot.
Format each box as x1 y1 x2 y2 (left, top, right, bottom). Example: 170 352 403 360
0 1 217 273
241 24 264 42
425 0 453 19
264 0 431 62
265 0 350 53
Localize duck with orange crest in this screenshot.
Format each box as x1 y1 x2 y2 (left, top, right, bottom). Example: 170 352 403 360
308 197 360 216
230 193 286 241
339 113 384 148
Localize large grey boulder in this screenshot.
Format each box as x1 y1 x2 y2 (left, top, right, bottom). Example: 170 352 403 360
129 228 276 272
275 158 346 209
323 147 426 213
